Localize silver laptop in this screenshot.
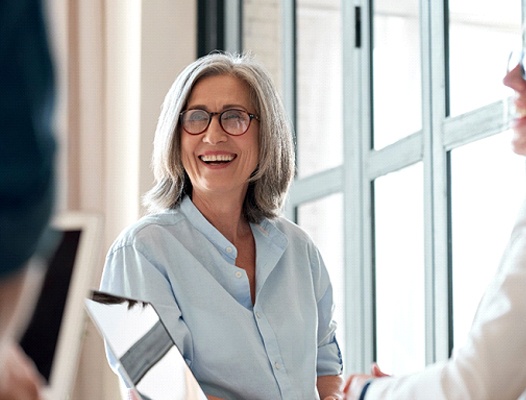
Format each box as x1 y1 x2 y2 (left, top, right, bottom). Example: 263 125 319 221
85 290 207 400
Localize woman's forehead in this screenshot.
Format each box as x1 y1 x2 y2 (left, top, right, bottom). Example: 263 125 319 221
187 74 253 109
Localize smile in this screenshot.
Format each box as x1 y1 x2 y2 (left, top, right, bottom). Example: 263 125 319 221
199 154 236 164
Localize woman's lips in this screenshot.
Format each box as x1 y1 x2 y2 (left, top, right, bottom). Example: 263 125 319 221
199 154 237 164
516 105 526 119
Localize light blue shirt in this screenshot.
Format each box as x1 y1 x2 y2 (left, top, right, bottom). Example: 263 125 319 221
100 196 342 400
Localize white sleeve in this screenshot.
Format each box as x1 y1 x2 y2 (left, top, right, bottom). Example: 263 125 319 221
366 201 526 400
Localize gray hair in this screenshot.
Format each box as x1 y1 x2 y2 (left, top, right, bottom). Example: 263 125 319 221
143 52 295 222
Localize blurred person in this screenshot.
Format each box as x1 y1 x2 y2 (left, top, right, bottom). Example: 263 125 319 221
0 0 56 398
344 50 526 400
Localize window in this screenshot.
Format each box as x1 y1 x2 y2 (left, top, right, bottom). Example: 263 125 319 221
372 0 422 149
242 0 523 373
374 163 425 374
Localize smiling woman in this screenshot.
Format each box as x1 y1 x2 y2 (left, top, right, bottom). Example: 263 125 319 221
99 52 344 400
180 74 260 214
143 53 294 223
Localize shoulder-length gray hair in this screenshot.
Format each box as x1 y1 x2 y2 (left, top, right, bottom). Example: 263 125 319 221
143 52 295 222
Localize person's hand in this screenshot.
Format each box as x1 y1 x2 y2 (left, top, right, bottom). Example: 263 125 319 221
317 374 344 399
343 363 391 399
370 362 389 378
343 373 373 400
0 343 44 400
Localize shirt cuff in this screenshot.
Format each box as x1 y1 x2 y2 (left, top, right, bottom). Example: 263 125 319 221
317 338 343 375
359 380 373 400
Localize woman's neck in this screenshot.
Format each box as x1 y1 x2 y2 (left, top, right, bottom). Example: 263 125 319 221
191 191 250 244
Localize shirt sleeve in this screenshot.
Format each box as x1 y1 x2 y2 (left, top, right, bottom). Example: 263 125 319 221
365 200 526 400
100 240 195 366
311 245 343 376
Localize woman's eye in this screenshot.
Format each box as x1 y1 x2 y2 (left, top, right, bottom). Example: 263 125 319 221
188 112 208 121
223 111 243 120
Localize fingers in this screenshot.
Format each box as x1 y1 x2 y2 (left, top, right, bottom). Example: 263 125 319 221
0 343 45 400
343 375 353 394
371 362 389 377
343 374 373 400
342 364 391 400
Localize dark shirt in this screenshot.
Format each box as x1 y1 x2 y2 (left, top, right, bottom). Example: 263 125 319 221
0 0 56 277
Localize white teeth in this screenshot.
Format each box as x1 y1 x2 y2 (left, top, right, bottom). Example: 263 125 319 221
517 107 526 118
200 154 234 162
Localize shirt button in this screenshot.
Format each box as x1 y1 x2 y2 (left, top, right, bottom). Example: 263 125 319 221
226 246 233 253
255 312 261 319
274 362 281 370
235 271 243 278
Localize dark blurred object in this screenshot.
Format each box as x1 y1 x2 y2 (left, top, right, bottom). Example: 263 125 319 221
0 0 57 278
20 229 81 381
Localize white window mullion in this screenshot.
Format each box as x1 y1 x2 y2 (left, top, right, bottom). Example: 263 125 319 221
425 0 451 364
342 0 375 373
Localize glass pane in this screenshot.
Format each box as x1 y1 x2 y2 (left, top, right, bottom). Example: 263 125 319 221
242 0 283 97
297 193 345 361
296 0 343 177
374 163 425 374
373 0 422 149
450 131 525 350
448 1 521 117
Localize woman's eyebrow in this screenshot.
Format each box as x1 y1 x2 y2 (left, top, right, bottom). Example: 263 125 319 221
185 103 248 111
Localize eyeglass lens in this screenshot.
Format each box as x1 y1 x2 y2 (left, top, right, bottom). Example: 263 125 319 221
181 109 253 135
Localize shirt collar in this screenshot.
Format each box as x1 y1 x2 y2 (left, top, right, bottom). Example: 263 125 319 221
179 196 288 260
180 196 238 260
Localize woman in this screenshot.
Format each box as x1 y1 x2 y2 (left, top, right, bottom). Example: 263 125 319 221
343 53 526 400
100 52 344 400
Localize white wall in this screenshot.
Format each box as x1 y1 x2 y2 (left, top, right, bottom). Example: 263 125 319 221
46 1 196 398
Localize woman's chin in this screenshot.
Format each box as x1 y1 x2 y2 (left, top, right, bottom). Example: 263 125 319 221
511 121 526 155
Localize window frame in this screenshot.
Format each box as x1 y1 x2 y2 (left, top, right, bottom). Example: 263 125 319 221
239 0 522 374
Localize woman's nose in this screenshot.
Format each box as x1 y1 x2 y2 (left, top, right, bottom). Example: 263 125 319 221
503 63 526 91
202 116 228 144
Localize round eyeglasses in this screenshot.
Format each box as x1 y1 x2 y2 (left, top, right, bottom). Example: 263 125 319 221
507 49 526 80
180 109 260 136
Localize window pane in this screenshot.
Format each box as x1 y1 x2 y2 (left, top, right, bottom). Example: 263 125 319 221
450 132 525 350
296 0 342 177
374 163 425 374
297 193 345 360
373 0 422 149
242 0 283 96
448 1 521 117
